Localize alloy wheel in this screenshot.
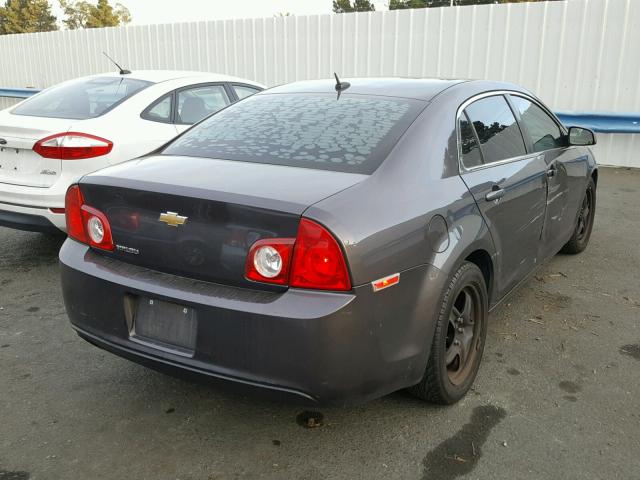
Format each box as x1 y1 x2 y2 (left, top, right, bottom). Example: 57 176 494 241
445 285 483 385
576 186 594 242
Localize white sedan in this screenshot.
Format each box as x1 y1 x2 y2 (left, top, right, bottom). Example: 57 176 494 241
0 70 263 232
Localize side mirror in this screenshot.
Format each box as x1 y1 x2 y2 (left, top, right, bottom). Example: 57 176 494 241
568 126 597 146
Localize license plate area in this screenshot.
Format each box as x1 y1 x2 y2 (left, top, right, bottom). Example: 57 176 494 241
0 146 19 172
128 296 197 356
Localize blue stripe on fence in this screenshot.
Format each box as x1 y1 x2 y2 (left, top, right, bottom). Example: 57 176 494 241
554 112 640 134
0 87 639 134
0 87 40 99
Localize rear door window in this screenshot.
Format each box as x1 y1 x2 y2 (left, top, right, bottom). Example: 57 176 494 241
510 96 565 152
176 84 231 125
162 93 425 174
464 95 527 164
12 77 152 120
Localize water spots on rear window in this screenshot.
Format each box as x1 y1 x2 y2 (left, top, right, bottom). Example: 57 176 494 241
164 93 420 174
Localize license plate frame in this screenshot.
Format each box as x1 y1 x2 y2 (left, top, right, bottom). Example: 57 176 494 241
130 297 197 356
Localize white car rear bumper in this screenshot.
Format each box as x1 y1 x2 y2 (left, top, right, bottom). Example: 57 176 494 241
0 178 71 232
0 201 66 232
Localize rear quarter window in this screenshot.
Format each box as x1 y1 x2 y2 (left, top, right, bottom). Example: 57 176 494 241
459 113 483 168
12 77 152 120
233 84 261 99
162 93 425 174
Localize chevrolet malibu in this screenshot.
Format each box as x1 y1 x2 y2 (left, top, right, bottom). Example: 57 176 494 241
59 78 597 405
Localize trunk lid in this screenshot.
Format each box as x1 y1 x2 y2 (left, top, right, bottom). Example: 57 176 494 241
0 110 73 188
80 155 366 289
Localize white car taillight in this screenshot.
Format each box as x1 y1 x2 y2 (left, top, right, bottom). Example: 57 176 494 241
34 132 113 160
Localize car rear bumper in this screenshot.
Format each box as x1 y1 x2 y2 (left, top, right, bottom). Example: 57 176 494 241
0 179 71 232
59 239 446 405
0 205 63 232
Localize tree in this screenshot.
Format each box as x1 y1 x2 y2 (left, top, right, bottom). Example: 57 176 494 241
60 0 131 29
389 0 431 8
0 0 57 34
333 0 375 13
389 0 561 8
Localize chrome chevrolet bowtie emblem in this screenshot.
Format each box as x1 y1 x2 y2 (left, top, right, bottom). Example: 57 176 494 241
158 211 188 227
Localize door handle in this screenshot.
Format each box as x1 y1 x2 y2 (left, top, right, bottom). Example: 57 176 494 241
485 187 505 202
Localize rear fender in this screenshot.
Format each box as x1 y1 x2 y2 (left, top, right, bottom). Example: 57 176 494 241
428 202 498 305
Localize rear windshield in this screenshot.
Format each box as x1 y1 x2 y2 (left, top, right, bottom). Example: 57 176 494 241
161 93 425 174
12 76 152 120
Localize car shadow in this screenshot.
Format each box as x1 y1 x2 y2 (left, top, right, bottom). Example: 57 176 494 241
0 228 66 271
98 359 445 425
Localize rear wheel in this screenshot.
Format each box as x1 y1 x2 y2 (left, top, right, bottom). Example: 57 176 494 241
408 261 488 404
561 178 596 254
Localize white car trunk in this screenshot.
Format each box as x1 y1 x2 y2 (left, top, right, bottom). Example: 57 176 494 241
0 113 72 188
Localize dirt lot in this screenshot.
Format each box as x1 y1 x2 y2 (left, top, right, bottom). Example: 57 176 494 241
1 167 639 480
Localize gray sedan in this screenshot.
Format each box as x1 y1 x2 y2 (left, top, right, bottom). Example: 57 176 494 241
59 78 597 405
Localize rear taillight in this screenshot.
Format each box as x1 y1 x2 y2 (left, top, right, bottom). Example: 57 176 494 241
244 218 351 291
65 185 87 243
64 185 114 251
34 132 113 160
245 238 295 285
290 219 351 291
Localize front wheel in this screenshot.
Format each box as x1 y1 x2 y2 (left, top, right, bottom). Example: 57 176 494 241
408 261 488 405
561 177 596 254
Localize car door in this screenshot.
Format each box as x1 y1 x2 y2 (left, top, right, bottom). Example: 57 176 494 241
173 83 233 134
458 94 548 298
508 94 586 258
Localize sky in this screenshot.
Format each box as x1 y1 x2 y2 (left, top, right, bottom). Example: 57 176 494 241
114 0 388 25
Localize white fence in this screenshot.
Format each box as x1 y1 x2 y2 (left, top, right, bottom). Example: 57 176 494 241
1 0 638 167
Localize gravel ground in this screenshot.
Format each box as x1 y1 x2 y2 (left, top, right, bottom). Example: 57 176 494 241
0 166 639 480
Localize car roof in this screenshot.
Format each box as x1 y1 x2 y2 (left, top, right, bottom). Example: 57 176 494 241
86 70 265 87
263 77 469 101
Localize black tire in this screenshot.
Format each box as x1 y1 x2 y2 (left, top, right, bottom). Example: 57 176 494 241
561 177 596 254
408 261 488 405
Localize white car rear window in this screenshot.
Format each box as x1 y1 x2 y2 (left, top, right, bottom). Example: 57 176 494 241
12 77 152 120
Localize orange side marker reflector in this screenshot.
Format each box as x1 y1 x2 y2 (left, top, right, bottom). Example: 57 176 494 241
372 273 400 292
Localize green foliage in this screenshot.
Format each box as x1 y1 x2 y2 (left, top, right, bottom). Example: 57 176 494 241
333 0 375 13
0 0 57 34
389 0 430 8
60 0 131 29
389 0 560 8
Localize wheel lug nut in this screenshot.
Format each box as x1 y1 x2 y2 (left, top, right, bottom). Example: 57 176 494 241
457 327 464 333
